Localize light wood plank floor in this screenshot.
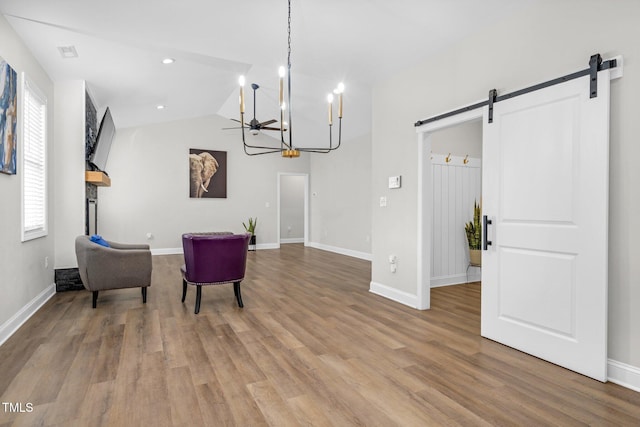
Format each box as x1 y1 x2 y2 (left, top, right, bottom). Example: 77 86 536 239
1 244 639 426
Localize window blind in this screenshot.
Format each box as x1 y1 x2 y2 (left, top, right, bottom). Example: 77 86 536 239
22 77 47 241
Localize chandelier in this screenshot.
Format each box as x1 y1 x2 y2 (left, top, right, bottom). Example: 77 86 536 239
237 0 344 158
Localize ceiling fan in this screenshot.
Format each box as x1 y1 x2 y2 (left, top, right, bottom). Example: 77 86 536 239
223 83 285 135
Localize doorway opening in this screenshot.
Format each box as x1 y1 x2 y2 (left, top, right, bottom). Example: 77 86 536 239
416 108 484 310
277 173 309 247
430 119 483 288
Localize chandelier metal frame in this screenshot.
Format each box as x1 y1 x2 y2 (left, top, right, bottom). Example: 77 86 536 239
238 0 343 158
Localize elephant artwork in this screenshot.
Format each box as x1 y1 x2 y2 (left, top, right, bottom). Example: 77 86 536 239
188 149 227 198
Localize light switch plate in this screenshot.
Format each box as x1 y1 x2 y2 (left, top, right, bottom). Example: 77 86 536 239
388 176 401 189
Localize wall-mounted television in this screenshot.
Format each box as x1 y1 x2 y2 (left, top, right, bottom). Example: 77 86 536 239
89 107 116 173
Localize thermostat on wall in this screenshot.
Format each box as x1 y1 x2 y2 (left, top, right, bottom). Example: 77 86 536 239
388 176 401 189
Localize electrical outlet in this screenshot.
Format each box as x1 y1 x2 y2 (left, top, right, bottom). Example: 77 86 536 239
389 254 397 273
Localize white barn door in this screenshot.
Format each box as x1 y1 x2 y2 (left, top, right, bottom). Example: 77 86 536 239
481 70 611 381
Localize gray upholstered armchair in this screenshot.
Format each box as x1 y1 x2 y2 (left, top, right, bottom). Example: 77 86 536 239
75 235 152 308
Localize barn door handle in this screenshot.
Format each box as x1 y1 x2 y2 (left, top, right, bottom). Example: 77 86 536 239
483 215 492 250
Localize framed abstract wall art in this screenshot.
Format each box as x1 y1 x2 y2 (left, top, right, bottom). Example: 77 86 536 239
188 149 227 198
0 57 17 175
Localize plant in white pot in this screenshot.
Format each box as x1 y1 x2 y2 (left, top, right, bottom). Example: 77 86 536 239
464 201 482 266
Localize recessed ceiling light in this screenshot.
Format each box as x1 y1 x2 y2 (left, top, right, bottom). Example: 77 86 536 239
156 105 166 110
162 58 175 65
57 45 78 59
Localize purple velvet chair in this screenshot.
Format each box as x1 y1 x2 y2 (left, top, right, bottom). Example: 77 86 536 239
181 233 251 314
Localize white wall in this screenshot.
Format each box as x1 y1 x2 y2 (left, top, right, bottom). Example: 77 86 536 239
279 175 305 241
53 80 86 268
0 15 55 334
100 115 372 257
98 115 310 251
371 0 640 371
309 132 372 258
431 119 482 157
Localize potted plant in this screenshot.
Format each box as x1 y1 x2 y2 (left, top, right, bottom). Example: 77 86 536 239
464 200 482 266
243 217 257 250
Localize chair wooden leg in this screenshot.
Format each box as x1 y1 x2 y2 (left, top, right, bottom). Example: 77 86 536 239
234 282 243 308
195 286 202 314
141 287 147 304
182 279 188 303
92 291 98 309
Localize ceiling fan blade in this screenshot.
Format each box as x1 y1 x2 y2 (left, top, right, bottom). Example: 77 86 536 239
222 126 248 130
261 126 286 131
230 118 242 123
259 119 277 126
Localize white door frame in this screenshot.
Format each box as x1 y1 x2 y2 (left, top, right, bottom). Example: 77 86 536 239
416 107 484 310
277 172 310 247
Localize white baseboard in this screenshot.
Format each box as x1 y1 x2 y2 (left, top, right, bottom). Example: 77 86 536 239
281 238 304 244
369 281 417 308
256 243 280 250
431 271 480 288
306 242 372 261
608 359 640 392
153 242 366 254
151 247 183 255
151 243 280 256
0 283 56 347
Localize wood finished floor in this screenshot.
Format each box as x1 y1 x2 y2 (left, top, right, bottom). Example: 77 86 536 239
1 244 639 426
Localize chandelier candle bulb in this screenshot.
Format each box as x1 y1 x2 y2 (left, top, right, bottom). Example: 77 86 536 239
279 66 285 106
337 82 344 118
238 76 246 113
327 94 333 125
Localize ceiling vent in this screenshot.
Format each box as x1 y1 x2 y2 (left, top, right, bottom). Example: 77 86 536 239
57 46 78 59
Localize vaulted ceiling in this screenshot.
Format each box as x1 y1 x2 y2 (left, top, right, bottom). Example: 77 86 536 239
0 0 536 146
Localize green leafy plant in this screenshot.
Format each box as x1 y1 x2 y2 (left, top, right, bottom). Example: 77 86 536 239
464 200 482 250
243 217 257 235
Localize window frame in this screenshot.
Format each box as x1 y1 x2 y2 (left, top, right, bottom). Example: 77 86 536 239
20 73 48 242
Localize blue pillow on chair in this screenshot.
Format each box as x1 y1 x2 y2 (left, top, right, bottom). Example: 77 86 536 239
90 235 110 247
